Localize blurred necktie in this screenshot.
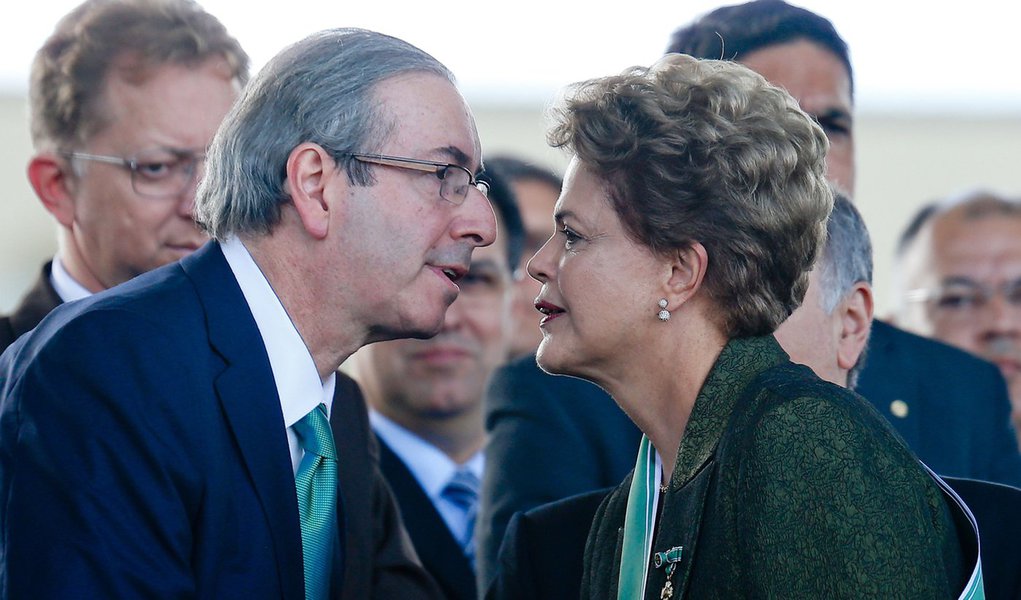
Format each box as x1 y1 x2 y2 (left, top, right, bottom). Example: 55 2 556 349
293 403 338 599
442 467 481 568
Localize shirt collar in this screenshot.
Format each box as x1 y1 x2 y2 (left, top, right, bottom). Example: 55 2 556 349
370 410 484 500
50 254 93 303
220 236 334 426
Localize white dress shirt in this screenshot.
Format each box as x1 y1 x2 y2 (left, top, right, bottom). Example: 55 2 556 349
370 410 483 543
221 237 335 473
50 255 93 303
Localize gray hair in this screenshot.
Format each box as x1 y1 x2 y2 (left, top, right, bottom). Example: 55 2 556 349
195 28 454 239
816 193 872 387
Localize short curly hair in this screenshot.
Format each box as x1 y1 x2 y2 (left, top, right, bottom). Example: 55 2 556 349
547 55 832 337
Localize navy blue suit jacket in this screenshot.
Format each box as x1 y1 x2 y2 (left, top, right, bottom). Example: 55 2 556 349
0 243 438 599
857 320 1021 485
478 321 1021 593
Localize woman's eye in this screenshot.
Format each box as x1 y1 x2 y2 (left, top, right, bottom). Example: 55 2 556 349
560 226 582 249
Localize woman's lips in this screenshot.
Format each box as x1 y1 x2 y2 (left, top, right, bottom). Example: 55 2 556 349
535 299 565 326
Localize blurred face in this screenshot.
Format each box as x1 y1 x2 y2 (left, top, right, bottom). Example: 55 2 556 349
63 57 239 291
527 159 664 381
740 39 855 197
337 73 498 340
508 177 561 358
357 234 513 423
898 212 1021 395
773 269 845 385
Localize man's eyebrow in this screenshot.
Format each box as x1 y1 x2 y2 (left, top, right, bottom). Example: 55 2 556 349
814 107 852 122
434 145 473 169
941 275 982 287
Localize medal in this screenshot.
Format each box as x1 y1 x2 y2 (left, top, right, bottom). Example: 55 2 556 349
654 546 683 599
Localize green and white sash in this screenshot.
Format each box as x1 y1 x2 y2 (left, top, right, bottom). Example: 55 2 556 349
617 435 662 600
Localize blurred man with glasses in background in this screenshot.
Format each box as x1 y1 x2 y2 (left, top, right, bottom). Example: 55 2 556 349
349 167 522 600
0 0 247 352
895 190 1021 449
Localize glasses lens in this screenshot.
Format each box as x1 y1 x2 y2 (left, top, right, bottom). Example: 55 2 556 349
476 180 491 198
438 166 472 205
131 149 201 197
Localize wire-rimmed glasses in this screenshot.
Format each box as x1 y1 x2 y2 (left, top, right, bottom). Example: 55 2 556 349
62 147 206 198
350 153 489 205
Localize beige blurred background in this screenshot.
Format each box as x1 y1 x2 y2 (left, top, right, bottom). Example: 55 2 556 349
3 92 1019 317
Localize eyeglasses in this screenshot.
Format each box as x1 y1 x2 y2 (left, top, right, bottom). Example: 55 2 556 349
905 278 1021 319
350 153 489 205
62 147 206 198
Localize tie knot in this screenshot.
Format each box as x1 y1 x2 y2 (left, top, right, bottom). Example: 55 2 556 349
442 467 480 511
293 404 337 460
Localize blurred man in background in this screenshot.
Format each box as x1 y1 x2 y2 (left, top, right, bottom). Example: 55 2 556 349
0 0 247 352
351 168 523 600
483 155 562 359
895 190 1021 449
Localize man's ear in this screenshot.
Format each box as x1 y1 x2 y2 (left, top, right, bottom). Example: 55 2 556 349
661 242 709 311
836 281 874 372
27 154 76 227
284 143 341 240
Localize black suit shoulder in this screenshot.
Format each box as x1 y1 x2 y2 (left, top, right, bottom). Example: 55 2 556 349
477 354 640 592
0 262 63 354
486 488 610 600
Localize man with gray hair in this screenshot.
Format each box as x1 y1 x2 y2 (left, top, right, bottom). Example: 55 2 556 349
895 190 1021 449
0 27 496 598
775 194 874 389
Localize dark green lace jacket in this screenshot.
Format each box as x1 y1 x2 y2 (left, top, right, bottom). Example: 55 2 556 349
582 336 966 599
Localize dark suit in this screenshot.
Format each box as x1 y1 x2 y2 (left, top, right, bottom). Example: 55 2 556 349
485 488 609 600
0 262 62 354
476 356 642 593
377 438 477 600
478 320 1021 593
0 243 440 599
858 320 1021 485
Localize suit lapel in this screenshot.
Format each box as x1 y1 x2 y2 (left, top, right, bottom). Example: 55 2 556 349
378 439 476 600
181 243 305 600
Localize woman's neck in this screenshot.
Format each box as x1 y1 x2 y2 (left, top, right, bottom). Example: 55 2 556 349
604 321 727 478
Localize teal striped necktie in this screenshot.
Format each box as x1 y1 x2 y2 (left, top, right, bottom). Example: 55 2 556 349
293 403 338 600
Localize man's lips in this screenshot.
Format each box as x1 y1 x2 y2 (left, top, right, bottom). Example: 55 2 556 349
430 264 468 287
535 299 565 326
409 345 473 366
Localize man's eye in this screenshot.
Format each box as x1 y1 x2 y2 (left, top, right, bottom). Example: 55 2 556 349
135 161 175 180
461 271 498 289
815 116 851 138
936 293 980 309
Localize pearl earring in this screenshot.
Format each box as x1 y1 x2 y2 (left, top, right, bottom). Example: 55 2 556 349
657 298 671 322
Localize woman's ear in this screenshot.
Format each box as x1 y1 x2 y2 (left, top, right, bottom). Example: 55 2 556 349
662 242 709 310
284 143 340 240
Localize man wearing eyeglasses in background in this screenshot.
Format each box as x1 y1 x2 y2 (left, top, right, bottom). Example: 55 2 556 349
0 0 245 353
894 190 1021 450
348 166 523 600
